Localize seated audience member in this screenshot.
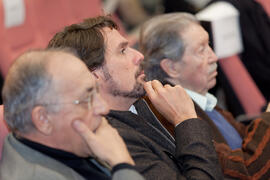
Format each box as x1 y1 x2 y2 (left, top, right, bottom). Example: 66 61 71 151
0 48 145 180
48 16 223 179
140 12 270 179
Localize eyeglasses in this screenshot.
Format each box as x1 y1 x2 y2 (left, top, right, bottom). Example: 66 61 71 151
41 87 98 111
72 91 94 110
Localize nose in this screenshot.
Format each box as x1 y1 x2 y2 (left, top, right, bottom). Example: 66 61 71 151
92 93 109 116
132 48 144 65
208 46 218 63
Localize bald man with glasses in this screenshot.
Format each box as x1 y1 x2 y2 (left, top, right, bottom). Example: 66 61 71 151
0 48 145 180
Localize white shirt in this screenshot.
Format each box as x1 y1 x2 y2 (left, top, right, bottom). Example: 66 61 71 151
185 89 217 111
129 105 138 114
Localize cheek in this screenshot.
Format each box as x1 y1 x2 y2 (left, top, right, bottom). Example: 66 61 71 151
83 112 101 131
196 61 209 78
191 64 209 88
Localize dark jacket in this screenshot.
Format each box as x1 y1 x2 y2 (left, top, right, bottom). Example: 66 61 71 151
107 99 223 180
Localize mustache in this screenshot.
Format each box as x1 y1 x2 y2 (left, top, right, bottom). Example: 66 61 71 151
135 63 145 78
208 63 217 74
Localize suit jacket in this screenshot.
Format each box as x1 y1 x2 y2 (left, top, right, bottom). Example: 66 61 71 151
0 134 145 180
107 99 223 180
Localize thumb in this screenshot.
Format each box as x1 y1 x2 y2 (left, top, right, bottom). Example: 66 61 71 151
144 81 156 100
72 120 96 143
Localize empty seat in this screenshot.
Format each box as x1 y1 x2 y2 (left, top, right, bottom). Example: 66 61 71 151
219 55 266 116
0 0 46 77
256 0 270 16
67 0 103 23
28 0 72 45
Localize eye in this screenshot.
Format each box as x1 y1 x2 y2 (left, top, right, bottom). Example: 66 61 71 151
198 46 205 53
121 48 126 54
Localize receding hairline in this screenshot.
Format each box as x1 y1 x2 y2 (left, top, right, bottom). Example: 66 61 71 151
5 49 80 90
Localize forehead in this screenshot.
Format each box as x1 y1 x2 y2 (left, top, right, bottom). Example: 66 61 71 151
181 24 209 47
102 27 128 52
49 53 95 93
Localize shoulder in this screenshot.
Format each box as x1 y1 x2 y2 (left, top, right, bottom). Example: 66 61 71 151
0 135 84 180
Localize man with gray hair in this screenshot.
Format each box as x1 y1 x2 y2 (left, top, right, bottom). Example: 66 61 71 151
140 12 270 178
140 12 244 149
0 48 145 180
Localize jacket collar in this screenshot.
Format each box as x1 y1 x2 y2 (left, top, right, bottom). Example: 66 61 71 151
107 99 175 153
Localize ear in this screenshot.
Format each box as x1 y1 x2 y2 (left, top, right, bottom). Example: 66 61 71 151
160 59 181 78
31 106 53 135
92 68 104 81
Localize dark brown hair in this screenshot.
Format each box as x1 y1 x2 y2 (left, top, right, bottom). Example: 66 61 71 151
48 16 118 71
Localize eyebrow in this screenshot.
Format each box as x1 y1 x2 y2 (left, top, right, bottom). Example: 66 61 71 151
117 41 129 49
86 87 94 93
86 82 99 93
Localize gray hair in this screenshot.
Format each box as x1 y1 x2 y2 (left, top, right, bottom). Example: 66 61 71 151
139 12 199 84
2 48 77 133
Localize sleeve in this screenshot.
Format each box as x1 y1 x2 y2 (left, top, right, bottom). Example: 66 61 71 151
215 112 270 179
116 118 223 180
112 163 145 180
175 118 224 180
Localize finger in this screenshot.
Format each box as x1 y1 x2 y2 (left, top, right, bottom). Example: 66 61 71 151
144 81 156 99
164 84 172 89
266 102 270 112
72 120 96 143
151 80 164 92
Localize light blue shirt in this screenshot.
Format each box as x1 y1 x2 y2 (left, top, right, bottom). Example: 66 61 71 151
185 89 243 150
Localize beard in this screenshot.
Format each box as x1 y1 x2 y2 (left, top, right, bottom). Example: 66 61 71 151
102 65 146 99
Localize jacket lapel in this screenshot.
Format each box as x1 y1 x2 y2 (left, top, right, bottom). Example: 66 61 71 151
134 99 175 143
108 107 175 153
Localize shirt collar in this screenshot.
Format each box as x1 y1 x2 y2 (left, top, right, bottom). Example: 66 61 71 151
129 105 138 114
185 89 217 111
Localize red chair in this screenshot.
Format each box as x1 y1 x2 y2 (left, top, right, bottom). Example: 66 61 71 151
0 105 9 160
67 0 103 23
256 0 270 16
27 0 72 45
219 55 266 116
0 0 46 77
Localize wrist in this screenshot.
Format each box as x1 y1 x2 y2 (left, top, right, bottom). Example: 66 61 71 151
111 163 136 174
109 155 135 167
172 114 198 127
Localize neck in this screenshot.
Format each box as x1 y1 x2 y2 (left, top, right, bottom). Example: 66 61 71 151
19 132 57 149
166 77 207 96
100 91 137 111
20 132 88 157
165 77 178 86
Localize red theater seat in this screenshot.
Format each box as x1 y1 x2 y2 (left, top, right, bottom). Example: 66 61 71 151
256 0 270 16
27 0 72 45
219 55 266 116
67 0 103 23
0 0 46 77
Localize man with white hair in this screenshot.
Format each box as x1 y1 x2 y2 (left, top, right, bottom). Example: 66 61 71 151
140 12 244 150
140 12 270 179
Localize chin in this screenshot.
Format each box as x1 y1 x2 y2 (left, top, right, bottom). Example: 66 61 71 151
208 81 217 90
